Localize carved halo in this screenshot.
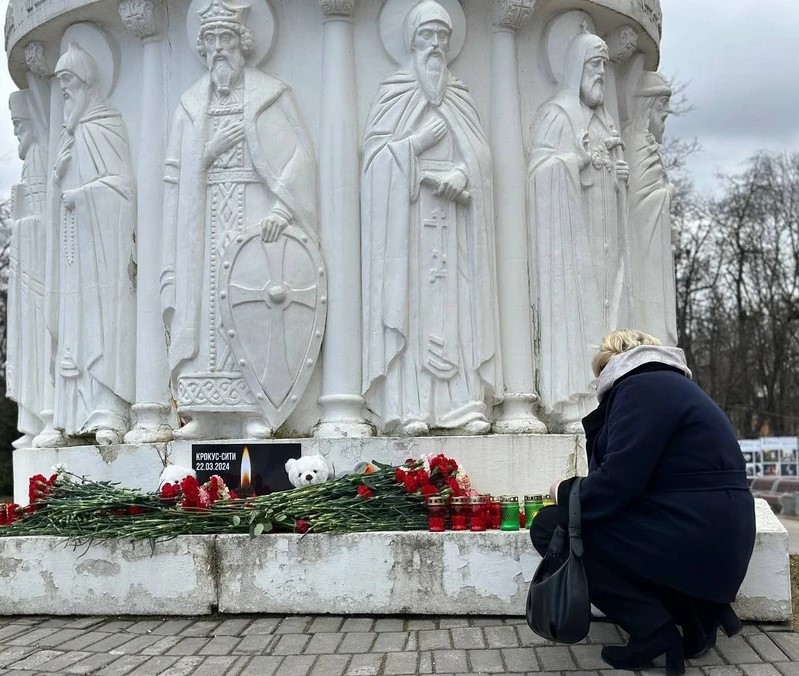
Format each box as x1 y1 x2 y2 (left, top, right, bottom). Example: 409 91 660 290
186 0 275 67
379 0 466 65
59 24 119 98
542 10 597 85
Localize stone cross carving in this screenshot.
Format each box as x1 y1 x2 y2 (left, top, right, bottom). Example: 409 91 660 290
527 28 631 432
498 0 534 31
6 89 47 448
161 0 319 440
51 42 137 445
605 24 638 64
361 0 503 436
24 41 49 77
118 0 159 39
625 71 677 344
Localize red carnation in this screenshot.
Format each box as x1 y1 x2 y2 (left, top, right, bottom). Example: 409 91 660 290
180 475 201 509
394 468 406 483
295 519 311 534
160 482 180 500
447 478 460 495
28 474 53 507
128 506 145 516
357 485 374 500
403 474 419 493
420 483 438 497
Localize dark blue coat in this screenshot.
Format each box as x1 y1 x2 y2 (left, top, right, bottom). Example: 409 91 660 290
573 363 756 603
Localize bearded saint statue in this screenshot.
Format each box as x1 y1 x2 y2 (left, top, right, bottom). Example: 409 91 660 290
161 0 317 439
361 1 503 436
6 90 47 447
51 43 137 444
625 71 677 345
527 28 631 432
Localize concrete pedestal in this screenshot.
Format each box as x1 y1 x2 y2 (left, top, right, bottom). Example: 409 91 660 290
0 500 789 619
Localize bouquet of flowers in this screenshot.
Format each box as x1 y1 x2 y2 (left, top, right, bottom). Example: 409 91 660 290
0 454 471 542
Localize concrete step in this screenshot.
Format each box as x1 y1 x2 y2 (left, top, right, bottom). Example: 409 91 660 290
0 499 789 620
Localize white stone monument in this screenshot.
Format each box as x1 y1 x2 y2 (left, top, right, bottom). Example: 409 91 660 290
2 0 671 476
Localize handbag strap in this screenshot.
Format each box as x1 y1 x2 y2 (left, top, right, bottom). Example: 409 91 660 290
568 477 583 558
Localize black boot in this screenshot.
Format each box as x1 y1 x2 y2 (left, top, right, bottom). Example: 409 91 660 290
601 622 685 675
682 603 742 659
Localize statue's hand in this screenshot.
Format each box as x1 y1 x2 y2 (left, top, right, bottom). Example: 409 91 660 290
61 189 80 211
615 159 630 184
436 169 467 202
260 211 291 243
577 129 592 169
414 118 447 154
205 119 245 166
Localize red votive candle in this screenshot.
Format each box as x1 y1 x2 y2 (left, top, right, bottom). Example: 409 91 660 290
426 497 446 532
469 496 486 531
450 496 469 530
488 496 502 529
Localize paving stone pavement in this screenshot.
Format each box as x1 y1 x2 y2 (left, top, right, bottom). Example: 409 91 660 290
0 615 794 676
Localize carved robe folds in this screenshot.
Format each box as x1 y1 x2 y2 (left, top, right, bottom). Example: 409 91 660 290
361 72 502 434
52 105 137 437
161 68 317 422
528 32 629 429
7 124 47 440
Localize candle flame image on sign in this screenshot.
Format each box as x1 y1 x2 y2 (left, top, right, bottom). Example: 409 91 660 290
240 446 252 490
192 443 300 495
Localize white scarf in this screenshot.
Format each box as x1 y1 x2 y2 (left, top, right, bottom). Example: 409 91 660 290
596 345 692 400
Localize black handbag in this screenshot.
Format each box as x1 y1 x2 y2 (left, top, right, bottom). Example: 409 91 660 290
525 477 591 644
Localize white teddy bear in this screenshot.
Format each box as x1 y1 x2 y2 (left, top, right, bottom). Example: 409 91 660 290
285 455 331 487
158 464 196 488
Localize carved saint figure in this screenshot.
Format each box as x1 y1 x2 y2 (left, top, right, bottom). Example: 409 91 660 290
528 29 630 431
625 71 676 344
52 43 137 444
6 90 47 447
161 0 317 439
361 1 502 436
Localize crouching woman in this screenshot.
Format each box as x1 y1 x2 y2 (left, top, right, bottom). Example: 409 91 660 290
532 329 755 675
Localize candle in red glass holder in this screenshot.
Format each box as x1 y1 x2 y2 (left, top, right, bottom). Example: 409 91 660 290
518 509 526 529
469 496 486 531
487 496 502 529
426 496 446 532
450 496 469 530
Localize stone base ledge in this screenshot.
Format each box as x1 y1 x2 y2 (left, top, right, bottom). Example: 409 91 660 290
0 500 789 620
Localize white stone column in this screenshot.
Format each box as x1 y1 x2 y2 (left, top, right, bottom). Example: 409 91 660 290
120 0 174 443
491 0 547 434
314 0 372 438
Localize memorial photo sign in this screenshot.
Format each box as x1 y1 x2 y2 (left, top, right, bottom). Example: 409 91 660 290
192 443 301 496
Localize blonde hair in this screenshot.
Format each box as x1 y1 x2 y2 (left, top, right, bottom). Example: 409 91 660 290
591 329 662 377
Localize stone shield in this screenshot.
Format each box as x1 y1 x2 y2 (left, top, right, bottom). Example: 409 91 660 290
218 225 327 430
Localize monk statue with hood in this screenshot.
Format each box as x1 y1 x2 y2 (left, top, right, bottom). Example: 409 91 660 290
52 43 137 445
7 90 47 447
528 27 630 432
625 71 676 345
361 0 503 436
161 0 317 440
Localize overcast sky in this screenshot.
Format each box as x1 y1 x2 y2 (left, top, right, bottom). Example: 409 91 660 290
0 0 797 196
